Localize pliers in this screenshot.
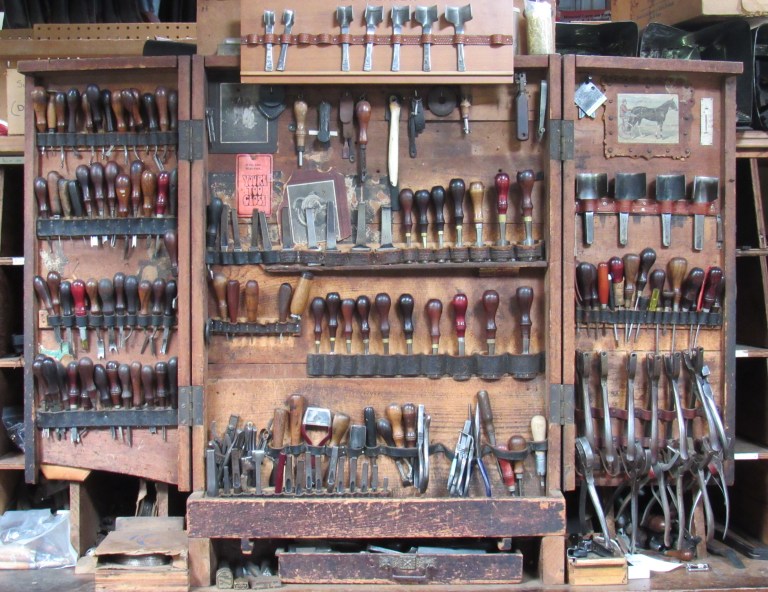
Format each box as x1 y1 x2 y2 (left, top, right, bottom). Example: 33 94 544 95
472 404 492 497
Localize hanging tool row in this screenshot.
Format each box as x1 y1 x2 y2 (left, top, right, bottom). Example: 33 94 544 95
205 391 546 498
249 4 498 73
574 348 729 558
307 288 534 356
32 354 178 446
576 172 720 250
31 84 178 145
575 248 724 351
34 273 177 358
205 272 312 339
35 163 178 260
205 171 544 266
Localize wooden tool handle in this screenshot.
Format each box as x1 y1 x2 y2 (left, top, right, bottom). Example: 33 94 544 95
386 403 405 447
287 394 306 446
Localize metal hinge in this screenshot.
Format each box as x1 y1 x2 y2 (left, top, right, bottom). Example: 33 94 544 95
178 385 204 426
549 119 574 161
178 119 204 162
550 384 575 425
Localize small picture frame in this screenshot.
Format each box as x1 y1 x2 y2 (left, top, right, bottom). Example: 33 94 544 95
207 73 278 154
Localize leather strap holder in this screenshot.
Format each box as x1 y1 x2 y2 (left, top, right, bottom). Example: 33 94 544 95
306 352 545 381
207 319 301 337
38 217 177 239
243 32 514 48
576 306 722 327
36 131 177 149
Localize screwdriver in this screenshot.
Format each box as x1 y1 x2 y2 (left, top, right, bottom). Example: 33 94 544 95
608 256 624 345
575 262 598 338
678 267 705 351
399 189 414 247
375 293 391 354
627 247 657 341
483 289 500 355
449 178 466 247
415 189 431 249
431 185 446 249
310 297 325 353
426 299 442 354
642 269 666 350
477 390 505 483
71 279 89 351
517 169 536 247
376 417 411 485
277 282 293 324
693 266 723 348
495 172 510 247
398 294 415 354
622 253 640 342
357 295 371 354
326 292 341 354
667 256 688 352
597 262 610 337
452 293 468 356
469 181 485 247
509 434 527 496
293 98 307 167
517 286 534 354
341 298 355 354
245 280 259 323
356 99 372 182
531 415 547 489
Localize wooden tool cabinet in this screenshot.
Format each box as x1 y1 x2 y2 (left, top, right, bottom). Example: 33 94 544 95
20 57 194 489
185 52 567 586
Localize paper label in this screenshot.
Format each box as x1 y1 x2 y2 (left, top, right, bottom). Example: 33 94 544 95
700 98 714 146
236 154 272 217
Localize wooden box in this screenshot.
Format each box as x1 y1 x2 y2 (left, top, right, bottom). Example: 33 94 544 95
567 556 628 586
19 57 194 490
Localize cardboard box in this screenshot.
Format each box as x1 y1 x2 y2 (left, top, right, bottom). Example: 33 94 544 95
611 0 768 27
5 67 23 135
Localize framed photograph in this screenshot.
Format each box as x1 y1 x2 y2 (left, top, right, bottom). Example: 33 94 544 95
617 93 680 144
285 179 339 246
207 73 278 154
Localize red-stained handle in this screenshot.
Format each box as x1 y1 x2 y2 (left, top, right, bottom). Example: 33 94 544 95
517 169 535 220
71 279 88 318
399 189 414 228
700 267 724 312
341 298 356 343
157 171 170 216
452 293 468 339
426 299 443 349
495 172 510 216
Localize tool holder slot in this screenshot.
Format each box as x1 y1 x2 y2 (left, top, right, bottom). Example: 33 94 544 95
36 131 178 149
37 217 178 238
575 307 722 327
242 32 514 49
205 319 301 338
44 312 177 332
575 198 719 217
306 353 545 381
205 247 547 267
36 408 178 428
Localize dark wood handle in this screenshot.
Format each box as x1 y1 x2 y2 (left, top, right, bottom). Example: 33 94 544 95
452 293 468 339
155 362 168 407
374 293 391 340
155 86 169 131
141 92 159 131
101 89 115 132
130 361 143 407
168 90 178 131
33 275 54 314
106 360 121 407
112 91 126 132
86 278 101 315
399 189 414 228
310 297 325 342
402 402 417 447
517 169 535 220
426 299 442 349
98 278 115 316
94 363 110 408
34 177 49 219
47 171 63 217
277 282 293 323
341 298 355 342
356 295 371 341
90 162 106 217
355 100 372 146
65 88 80 133
138 279 152 316
141 170 156 218
151 279 166 316
85 84 102 129
157 171 169 216
31 87 47 132
206 197 223 249
325 292 341 338
76 165 93 217
164 230 178 277
482 289 499 339
54 91 66 132
398 293 414 341
46 93 57 132
119 363 132 408
431 185 446 228
476 390 496 445
517 286 533 342
115 174 131 218
141 364 155 407
164 280 177 317
47 272 61 314
130 159 144 216
226 279 240 323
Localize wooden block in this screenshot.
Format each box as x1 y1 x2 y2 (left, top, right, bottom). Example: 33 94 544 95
539 535 565 585
567 556 628 586
42 464 90 482
70 480 99 556
115 516 184 531
188 537 214 588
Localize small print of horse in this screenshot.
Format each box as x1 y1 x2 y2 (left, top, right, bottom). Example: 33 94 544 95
618 94 679 144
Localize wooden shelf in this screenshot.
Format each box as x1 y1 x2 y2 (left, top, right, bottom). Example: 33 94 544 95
0 452 24 470
734 437 768 461
737 130 768 157
0 136 24 156
0 356 23 368
0 256 24 266
735 345 768 358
